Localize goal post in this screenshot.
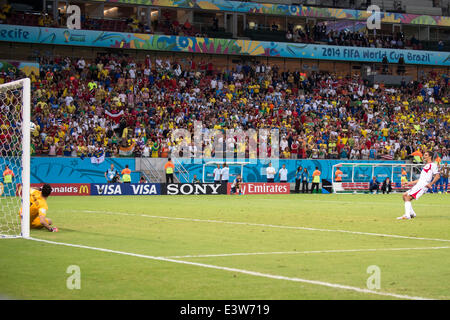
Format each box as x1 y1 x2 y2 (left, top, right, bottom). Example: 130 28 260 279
0 78 30 238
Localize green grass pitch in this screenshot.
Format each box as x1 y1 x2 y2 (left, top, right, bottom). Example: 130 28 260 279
1 194 449 300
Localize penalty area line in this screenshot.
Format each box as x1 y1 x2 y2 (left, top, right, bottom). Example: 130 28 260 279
78 210 450 243
28 237 433 300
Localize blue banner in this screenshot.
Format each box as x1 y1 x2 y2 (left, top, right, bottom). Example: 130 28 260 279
30 157 138 184
0 24 449 66
90 183 161 196
27 157 412 184
180 159 404 184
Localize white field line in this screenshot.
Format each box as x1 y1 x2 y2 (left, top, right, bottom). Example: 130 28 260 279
28 237 434 300
78 210 450 243
166 246 450 259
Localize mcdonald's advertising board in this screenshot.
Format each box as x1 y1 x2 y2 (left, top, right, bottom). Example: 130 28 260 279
29 183 91 196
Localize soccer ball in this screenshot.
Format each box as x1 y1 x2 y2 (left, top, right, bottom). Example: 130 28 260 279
30 122 36 132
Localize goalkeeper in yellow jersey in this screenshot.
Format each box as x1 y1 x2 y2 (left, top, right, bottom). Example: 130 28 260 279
20 184 58 232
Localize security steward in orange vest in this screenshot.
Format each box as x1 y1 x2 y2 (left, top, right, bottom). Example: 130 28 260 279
2 165 15 196
335 167 343 182
164 158 175 183
311 167 321 194
121 165 132 183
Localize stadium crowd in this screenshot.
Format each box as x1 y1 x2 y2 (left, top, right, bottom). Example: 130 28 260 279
0 5 427 51
286 23 419 50
0 54 449 162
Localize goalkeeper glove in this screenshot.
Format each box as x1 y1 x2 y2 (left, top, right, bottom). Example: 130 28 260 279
49 227 59 232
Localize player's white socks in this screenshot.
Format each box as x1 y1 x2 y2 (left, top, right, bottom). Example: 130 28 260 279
404 201 412 218
410 205 417 217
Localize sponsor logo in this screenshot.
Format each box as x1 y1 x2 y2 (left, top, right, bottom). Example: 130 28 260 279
90 183 161 196
227 183 290 195
24 183 92 196
52 186 79 193
164 183 225 195
92 184 123 196
78 185 90 194
129 184 159 195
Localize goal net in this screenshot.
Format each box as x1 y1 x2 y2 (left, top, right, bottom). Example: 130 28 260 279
0 78 30 238
202 161 250 183
331 162 423 194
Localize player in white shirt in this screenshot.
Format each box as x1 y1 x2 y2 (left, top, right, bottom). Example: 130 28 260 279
213 164 222 184
220 163 229 183
398 151 440 220
266 162 276 183
279 164 288 183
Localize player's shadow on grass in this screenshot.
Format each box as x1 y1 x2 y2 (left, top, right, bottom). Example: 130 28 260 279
31 228 77 234
31 228 159 243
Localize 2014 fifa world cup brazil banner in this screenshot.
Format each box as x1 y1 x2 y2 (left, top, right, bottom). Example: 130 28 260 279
1 25 449 66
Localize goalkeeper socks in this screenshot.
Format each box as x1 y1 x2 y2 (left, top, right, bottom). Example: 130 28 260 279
404 201 412 218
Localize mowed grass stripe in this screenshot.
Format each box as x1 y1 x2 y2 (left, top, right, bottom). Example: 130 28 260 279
165 246 450 258
28 237 434 300
73 209 450 243
2 194 447 299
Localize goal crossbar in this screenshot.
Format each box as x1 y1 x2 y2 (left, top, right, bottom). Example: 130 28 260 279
202 161 250 183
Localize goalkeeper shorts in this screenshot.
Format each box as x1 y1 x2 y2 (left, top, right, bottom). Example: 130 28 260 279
31 216 49 229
